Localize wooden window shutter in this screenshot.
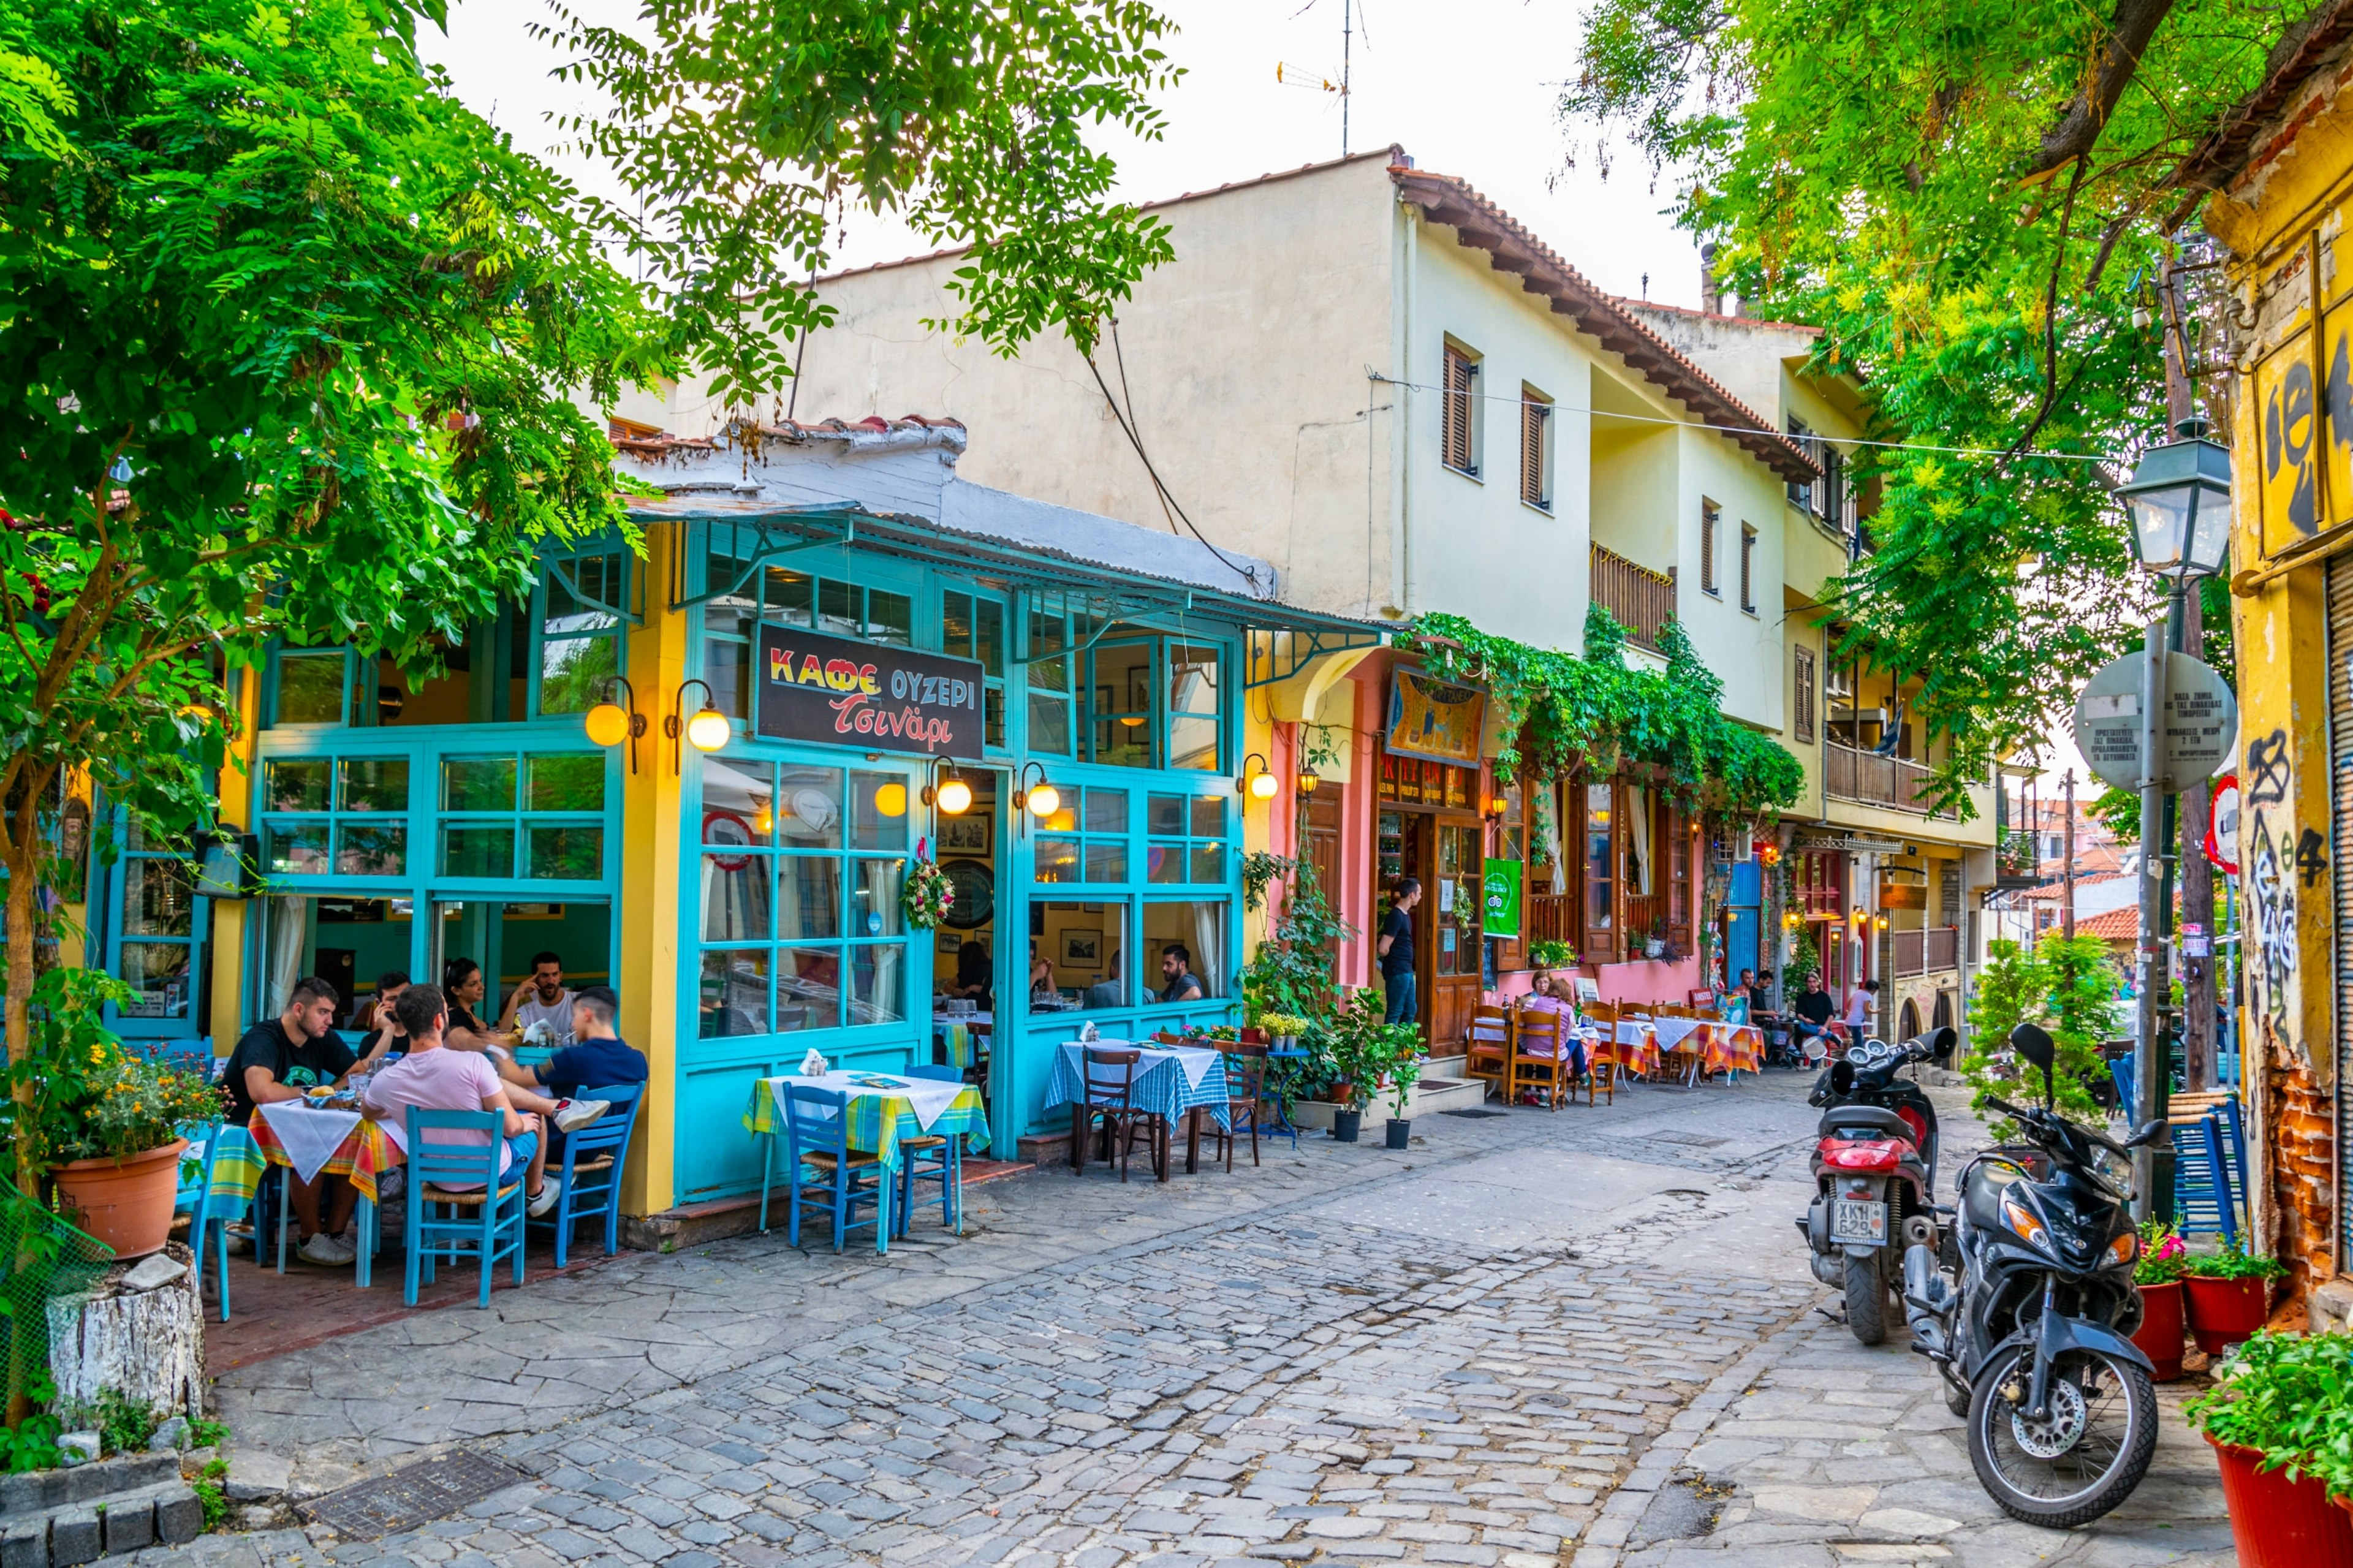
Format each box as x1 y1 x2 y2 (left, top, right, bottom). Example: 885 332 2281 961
1700 504 1719 595
1795 645 1816 743
1520 394 1548 507
1740 524 1757 612
1444 347 1477 474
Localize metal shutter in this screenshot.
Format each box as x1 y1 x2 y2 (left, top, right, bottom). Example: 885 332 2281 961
2330 554 2353 1267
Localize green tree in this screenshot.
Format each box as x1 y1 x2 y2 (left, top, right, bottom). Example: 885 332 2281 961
1560 0 2291 807
1957 934 2118 1133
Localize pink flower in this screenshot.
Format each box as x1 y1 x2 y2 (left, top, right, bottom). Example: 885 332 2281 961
2154 1236 2186 1262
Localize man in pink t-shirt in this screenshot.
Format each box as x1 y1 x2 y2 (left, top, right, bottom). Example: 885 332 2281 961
360 985 556 1215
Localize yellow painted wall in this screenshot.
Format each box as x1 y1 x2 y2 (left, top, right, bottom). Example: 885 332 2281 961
616 522 688 1217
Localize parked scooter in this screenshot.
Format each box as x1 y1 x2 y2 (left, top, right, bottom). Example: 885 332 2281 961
1798 1026 1957 1344
1901 1022 2170 1528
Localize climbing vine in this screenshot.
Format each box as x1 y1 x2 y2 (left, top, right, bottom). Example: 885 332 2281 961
1401 606 1805 820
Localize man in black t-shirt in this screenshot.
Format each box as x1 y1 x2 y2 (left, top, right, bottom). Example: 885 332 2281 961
1790 970 1837 1052
1378 878 1422 1026
224 975 379 1265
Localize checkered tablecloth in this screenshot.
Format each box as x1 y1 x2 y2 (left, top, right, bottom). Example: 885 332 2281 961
1577 1021 1662 1078
186 1125 268 1216
246 1108 399 1203
1044 1042 1232 1131
1690 1023 1764 1077
743 1075 991 1173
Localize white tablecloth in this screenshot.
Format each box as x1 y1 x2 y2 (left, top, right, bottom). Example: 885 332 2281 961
1648 1016 1706 1051
254 1101 363 1183
765 1070 965 1132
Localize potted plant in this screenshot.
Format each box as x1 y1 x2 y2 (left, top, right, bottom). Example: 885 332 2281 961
47 1040 224 1257
1317 990 1419 1144
1382 1042 1424 1149
1644 915 1668 960
2184 1242 2288 1356
2184 1330 2353 1561
2132 1220 2191 1382
1257 1013 1310 1053
1527 939 1577 995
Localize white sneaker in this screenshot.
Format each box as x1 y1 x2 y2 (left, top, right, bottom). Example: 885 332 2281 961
297 1232 352 1267
553 1099 609 1133
527 1178 563 1218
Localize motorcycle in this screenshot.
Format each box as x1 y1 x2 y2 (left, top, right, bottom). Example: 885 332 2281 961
1798 1026 1957 1345
1901 1022 2171 1528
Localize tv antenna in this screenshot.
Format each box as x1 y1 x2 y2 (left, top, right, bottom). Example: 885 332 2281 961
1275 0 1359 156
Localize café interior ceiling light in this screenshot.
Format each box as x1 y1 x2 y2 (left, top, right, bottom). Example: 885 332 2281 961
1014 761 1059 821
667 678 729 772
1237 752 1279 802
583 676 647 773
874 781 909 817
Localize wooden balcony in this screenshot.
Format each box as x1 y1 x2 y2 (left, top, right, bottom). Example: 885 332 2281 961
1528 893 1578 946
1591 545 1676 651
1825 741 1939 814
1892 925 1961 977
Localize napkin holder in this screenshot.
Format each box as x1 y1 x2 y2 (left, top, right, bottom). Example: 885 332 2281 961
798 1048 829 1077
1078 1020 1099 1044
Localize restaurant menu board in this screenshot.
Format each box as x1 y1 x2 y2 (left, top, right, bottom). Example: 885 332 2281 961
1385 670 1485 766
755 624 986 760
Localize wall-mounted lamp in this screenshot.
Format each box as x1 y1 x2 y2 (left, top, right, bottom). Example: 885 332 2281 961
923 759 974 816
1235 753 1279 803
1482 792 1508 820
1873 915 1890 933
1014 761 1061 822
584 676 648 774
1294 764 1322 801
666 678 729 773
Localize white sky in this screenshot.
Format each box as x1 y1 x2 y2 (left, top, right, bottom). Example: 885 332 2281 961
418 0 1710 307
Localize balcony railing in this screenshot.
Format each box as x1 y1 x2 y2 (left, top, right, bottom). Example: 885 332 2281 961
1825 741 1938 814
1528 893 1578 947
1892 926 1962 978
1591 545 1676 651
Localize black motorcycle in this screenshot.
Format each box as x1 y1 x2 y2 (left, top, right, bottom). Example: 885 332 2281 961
1798 1028 1955 1344
1901 1022 2170 1528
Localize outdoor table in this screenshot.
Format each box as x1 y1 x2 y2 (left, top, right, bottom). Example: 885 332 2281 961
1262 1043 1309 1147
931 1012 991 1071
743 1070 991 1251
1577 1021 1661 1080
248 1100 400 1287
1646 1017 1766 1085
1042 1040 1230 1181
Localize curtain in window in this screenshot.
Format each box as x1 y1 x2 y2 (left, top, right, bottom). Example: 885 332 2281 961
1627 788 1654 896
263 896 311 1020
1540 781 1566 895
1190 904 1224 998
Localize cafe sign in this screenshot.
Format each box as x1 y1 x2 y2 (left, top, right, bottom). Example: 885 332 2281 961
755 624 985 760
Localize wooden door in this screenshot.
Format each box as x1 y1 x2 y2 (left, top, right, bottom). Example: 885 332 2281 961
1428 816 1485 1049
1302 786 1346 980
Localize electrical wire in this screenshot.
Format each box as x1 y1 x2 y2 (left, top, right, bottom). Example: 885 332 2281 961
1365 372 2113 464
1081 336 1265 591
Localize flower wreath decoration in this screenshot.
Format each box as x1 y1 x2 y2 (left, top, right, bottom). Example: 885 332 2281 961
902 837 955 930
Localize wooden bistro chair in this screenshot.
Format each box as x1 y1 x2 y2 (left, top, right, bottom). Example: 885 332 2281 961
402 1107 531 1308
1580 1002 1620 1106
1211 1042 1271 1171
531 1082 644 1268
898 1064 966 1236
1072 1046 1160 1182
1464 1005 1512 1100
766 1083 887 1254
1510 1007 1571 1112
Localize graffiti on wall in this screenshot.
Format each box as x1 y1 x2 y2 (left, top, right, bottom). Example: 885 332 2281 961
2243 728 2327 1087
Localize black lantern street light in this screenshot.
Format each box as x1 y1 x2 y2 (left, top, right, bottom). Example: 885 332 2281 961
2117 418 2233 581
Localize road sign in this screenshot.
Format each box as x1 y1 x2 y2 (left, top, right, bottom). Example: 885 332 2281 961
2205 773 2240 875
2072 651 2238 794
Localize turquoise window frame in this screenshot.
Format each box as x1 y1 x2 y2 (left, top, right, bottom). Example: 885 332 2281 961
92 809 211 1042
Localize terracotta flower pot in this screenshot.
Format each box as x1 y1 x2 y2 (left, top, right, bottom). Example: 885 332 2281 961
2133 1280 2188 1381
50 1139 188 1259
2208 1437 2353 1567
2188 1274 2273 1356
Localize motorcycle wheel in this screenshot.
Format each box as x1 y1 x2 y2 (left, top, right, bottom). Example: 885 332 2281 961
1844 1254 1887 1346
1966 1343 2157 1528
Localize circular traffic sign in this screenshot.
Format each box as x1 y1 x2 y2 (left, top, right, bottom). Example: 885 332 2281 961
2205 774 2240 875
2072 651 2238 794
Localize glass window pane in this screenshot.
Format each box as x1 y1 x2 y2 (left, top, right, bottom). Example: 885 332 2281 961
705 759 774 846
850 771 911 851
943 592 974 659
1035 837 1080 884
702 854 772 942
527 824 602 880
778 857 843 940
819 578 860 637
1168 716 1218 775
699 949 770 1037
444 757 518 811
540 634 618 716
1083 789 1127 834
1585 782 1613 931
1039 799 1078 833
1147 793 1184 836
1085 841 1127 883
866 589 912 646
1190 845 1223 884
850 944 906 1025
984 687 1005 751
762 567 814 627
1147 845 1182 884
267 759 331 813
442 824 517 878
773 767 843 848
705 636 750 721
336 758 409 813
1028 694 1071 756
335 824 407 877
265 822 330 874
118 942 193 1020
544 562 620 633
851 859 905 938
1145 903 1226 999
527 753 606 812
776 946 843 1031
1029 612 1068 691
1191 796 1226 838
1094 716 1153 768
975 600 1004 675
277 651 345 724
123 857 194 937
1045 903 1124 1009
1168 645 1221 771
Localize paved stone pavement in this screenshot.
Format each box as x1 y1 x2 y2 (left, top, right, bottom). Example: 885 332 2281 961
160 1070 2234 1568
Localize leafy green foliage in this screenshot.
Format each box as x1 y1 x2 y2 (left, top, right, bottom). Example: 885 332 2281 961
2135 1219 2188 1285
2086 787 2140 843
1239 861 1355 1024
1560 0 2292 806
2184 1330 2353 1480
192 1456 230 1532
2184 1240 2289 1281
1403 607 1803 819
1958 935 2118 1133
1309 988 1423 1111
540 0 1182 397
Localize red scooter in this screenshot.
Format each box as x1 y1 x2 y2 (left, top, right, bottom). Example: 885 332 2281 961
1798 1029 1956 1345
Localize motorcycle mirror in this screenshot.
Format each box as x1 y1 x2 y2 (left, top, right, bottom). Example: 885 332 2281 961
1830 1059 1855 1096
2010 1022 2058 1108
1926 1026 1957 1064
2127 1118 2168 1148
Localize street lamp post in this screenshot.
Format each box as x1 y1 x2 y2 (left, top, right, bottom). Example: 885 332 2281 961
2114 417 2232 1223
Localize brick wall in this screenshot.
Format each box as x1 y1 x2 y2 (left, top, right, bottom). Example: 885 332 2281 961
2270 1057 2335 1296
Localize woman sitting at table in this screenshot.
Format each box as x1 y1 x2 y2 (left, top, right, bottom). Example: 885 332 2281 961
440 958 515 1055
362 983 562 1219
1517 975 1589 1080
1028 945 1059 1005
944 939 993 1010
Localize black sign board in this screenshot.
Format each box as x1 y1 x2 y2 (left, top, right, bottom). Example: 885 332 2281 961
755 624 985 760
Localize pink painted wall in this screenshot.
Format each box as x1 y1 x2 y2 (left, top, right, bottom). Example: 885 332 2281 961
1591 956 1704 1006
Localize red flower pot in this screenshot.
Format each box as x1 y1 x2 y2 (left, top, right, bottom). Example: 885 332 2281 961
2210 1437 2353 1567
2132 1280 2186 1381
49 1139 186 1259
2188 1274 2273 1356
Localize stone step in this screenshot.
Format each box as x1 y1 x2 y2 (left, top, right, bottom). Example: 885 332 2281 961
3 1480 203 1567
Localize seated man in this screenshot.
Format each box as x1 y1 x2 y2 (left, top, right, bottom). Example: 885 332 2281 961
489 986 636 1202
1158 942 1204 1004
360 983 561 1218
356 971 411 1059
1791 971 1838 1052
225 975 388 1266
498 951 575 1047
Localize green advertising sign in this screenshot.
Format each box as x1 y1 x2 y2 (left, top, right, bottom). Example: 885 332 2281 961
1482 857 1521 938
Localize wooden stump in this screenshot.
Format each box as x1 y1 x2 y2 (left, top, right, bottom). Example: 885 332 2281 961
46 1241 204 1423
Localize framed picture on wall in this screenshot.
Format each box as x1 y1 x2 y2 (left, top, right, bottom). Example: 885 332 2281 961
938 931 963 955
1062 929 1102 965
939 809 991 854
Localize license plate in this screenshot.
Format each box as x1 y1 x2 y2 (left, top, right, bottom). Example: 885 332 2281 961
1831 1198 1889 1246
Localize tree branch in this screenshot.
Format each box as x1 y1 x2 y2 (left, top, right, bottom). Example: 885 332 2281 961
2023 0 2177 181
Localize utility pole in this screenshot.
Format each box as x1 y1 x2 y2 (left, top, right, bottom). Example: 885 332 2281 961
2163 252 2217 1093
1340 0 1352 157
2132 607 2175 1224
2063 770 2077 941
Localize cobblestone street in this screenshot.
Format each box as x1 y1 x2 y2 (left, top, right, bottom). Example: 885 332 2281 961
148 1072 2234 1568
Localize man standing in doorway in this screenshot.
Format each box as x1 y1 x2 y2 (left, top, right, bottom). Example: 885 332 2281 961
1379 878 1422 1026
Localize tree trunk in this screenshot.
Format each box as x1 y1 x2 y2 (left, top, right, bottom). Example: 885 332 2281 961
6 819 40 1430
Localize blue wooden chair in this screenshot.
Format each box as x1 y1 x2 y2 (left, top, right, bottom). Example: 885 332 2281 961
2109 1056 2135 1118
896 1065 964 1237
401 1107 529 1308
172 1122 237 1322
2171 1112 2238 1245
530 1083 644 1267
762 1084 884 1254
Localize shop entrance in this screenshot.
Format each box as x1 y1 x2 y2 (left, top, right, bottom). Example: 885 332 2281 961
926 767 1004 1124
